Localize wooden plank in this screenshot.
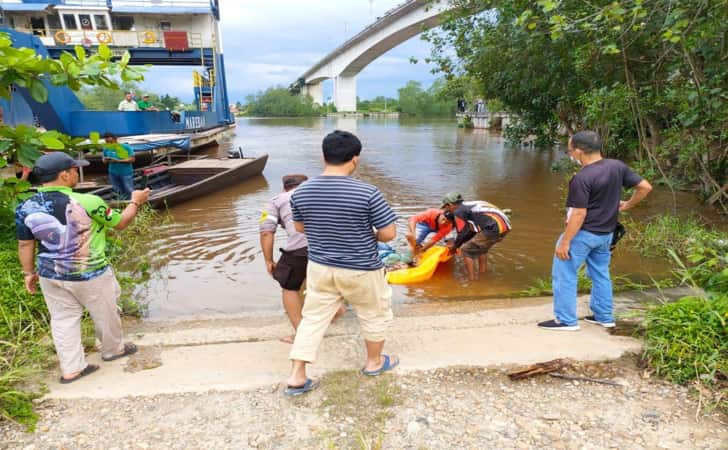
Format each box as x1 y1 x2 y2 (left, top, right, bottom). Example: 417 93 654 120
169 158 254 170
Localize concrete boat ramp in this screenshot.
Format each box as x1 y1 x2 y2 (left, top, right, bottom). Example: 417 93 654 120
44 294 651 400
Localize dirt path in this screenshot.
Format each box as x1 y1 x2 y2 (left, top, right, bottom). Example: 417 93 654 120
2 290 726 449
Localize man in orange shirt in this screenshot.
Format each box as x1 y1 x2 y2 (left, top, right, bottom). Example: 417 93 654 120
406 208 454 255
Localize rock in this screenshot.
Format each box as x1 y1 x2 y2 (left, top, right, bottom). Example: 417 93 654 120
407 421 421 435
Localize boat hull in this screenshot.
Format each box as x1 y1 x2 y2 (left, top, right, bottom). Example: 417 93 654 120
148 154 268 208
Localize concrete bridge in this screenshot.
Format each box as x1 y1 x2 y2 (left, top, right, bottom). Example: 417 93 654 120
294 0 450 112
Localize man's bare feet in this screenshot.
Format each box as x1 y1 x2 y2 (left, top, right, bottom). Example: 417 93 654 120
279 334 295 344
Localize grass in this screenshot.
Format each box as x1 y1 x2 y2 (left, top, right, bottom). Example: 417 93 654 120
512 267 650 298
316 370 401 449
622 215 724 259
106 205 171 316
642 294 728 414
0 205 167 429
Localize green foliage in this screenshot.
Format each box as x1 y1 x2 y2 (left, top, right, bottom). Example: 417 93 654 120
623 215 726 259
515 268 644 297
0 230 52 429
77 82 182 111
0 33 143 103
0 31 145 178
243 87 325 117
425 0 728 208
627 215 728 412
642 294 727 391
397 79 455 117
357 96 398 113
106 205 170 315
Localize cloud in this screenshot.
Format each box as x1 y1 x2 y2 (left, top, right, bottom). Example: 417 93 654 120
216 0 440 101
92 1 439 104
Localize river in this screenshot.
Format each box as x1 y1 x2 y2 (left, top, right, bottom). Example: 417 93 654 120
139 117 705 319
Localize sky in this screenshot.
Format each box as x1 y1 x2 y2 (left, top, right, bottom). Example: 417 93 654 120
138 0 440 103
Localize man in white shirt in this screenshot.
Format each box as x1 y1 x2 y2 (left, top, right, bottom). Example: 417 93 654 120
117 92 140 112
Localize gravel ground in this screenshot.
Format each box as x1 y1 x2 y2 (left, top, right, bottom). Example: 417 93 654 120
2 360 726 450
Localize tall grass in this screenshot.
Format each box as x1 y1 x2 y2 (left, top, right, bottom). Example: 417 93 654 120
622 215 724 259
638 218 728 414
0 233 51 429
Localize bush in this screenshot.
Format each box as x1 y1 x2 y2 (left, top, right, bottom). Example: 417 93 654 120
243 87 325 117
642 295 727 389
0 230 50 428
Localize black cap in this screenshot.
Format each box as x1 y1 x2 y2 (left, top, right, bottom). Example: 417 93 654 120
282 174 308 190
33 152 89 183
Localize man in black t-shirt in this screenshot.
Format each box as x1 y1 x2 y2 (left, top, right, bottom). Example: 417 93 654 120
538 131 652 331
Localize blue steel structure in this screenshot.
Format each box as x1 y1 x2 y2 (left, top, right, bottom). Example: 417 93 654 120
0 0 232 137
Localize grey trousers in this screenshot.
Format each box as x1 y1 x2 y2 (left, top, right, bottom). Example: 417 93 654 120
39 268 125 376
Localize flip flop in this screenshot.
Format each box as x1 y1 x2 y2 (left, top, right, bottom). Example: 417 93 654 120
284 378 319 397
102 343 138 362
59 364 99 384
362 354 400 377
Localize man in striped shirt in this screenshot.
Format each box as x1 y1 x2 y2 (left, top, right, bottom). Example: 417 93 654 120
284 130 399 396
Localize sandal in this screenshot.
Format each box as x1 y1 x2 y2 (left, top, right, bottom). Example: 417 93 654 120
362 354 399 376
59 364 99 384
284 378 319 397
102 343 138 362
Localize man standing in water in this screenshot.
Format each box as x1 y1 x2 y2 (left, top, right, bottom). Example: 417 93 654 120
284 130 398 396
443 193 512 281
538 131 652 331
16 152 150 383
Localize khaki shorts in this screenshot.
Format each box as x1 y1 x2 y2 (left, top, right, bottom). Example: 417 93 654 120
289 260 393 363
461 232 507 258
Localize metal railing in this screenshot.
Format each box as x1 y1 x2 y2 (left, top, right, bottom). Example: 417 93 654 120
109 0 212 7
54 1 212 6
15 28 210 49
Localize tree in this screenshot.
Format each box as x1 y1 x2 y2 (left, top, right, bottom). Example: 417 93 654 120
77 83 181 111
397 79 456 117
243 87 325 117
424 0 728 209
0 32 144 225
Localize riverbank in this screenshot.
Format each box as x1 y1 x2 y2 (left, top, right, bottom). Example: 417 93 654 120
1 289 726 448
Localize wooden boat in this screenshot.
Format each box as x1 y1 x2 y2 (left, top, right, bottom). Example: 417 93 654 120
91 154 268 208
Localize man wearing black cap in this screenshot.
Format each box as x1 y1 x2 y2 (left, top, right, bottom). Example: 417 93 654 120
442 192 512 281
260 174 320 344
15 152 150 384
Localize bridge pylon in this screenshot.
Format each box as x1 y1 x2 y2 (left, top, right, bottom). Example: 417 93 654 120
294 0 451 112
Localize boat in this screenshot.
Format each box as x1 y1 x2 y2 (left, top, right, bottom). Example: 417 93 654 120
90 154 268 209
0 1 235 138
385 246 452 285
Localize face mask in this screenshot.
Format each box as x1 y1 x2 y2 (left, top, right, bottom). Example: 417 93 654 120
570 155 582 166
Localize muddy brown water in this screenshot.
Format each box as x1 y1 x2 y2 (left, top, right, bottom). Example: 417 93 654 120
137 117 719 319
